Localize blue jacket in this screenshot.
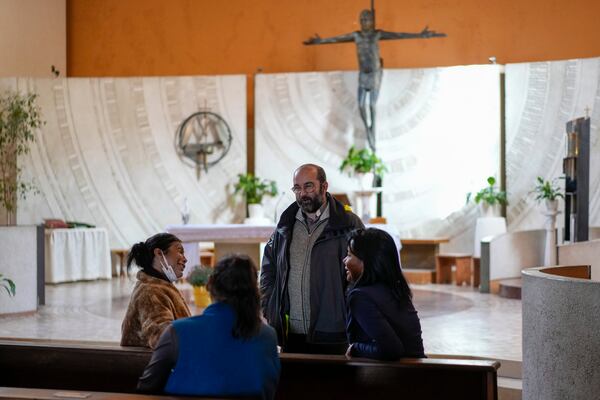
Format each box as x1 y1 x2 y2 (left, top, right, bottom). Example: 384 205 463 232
347 283 425 360
163 302 280 399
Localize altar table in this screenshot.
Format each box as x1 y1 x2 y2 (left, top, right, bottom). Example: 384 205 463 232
45 228 111 283
165 224 276 273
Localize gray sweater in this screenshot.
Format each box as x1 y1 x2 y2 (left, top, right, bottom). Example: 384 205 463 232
287 205 330 334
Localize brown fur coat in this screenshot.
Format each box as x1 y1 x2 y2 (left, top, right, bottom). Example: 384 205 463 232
121 270 191 348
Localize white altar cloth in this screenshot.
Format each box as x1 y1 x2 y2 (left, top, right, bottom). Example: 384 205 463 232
165 224 276 243
165 224 276 274
45 228 112 283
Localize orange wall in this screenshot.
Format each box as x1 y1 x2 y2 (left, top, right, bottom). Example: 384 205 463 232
67 0 600 168
67 0 600 75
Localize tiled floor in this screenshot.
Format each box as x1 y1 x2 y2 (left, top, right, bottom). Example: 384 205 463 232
0 278 522 361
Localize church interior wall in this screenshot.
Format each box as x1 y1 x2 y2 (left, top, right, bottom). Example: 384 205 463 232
506 58 600 234
66 0 600 76
2 1 600 250
255 66 501 244
2 76 247 248
65 0 600 174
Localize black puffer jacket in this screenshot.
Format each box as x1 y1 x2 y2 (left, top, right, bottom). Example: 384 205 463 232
260 193 364 347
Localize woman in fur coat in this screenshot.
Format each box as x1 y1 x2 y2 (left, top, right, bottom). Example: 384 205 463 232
121 233 191 348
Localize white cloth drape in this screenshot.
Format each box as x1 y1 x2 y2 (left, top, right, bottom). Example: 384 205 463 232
45 228 112 283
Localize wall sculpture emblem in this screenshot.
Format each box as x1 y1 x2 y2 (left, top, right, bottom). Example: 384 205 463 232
176 110 233 178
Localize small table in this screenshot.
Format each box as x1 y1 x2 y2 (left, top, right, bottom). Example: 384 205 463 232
436 253 473 285
400 237 450 270
111 249 129 277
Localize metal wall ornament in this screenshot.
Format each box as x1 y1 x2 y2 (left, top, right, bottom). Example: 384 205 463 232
175 110 233 178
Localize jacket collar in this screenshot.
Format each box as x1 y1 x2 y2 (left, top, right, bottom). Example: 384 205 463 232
277 192 351 231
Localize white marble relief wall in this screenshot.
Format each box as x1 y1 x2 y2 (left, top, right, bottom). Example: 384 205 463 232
256 66 501 245
2 76 246 248
506 57 600 232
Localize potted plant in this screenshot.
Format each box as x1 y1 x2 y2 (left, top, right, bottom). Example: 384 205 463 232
532 176 563 212
1 273 15 297
0 90 43 225
187 265 212 308
339 146 387 189
234 173 278 221
466 176 508 217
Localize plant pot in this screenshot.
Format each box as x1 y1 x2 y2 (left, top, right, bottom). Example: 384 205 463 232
357 172 375 190
193 285 211 308
248 204 265 219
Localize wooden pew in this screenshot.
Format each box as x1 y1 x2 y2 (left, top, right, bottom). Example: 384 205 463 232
0 387 220 400
0 339 499 400
280 353 499 400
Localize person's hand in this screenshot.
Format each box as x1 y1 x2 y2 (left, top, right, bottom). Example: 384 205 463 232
421 26 446 38
303 34 321 45
345 344 353 359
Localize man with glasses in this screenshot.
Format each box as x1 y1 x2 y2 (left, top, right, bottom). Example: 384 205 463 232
260 164 364 354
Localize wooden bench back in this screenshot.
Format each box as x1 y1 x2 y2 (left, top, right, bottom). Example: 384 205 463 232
0 387 223 400
0 339 499 400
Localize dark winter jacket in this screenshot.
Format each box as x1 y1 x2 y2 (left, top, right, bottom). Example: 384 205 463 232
260 193 364 347
347 283 425 360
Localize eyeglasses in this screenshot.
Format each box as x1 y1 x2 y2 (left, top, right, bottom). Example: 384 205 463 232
291 182 317 194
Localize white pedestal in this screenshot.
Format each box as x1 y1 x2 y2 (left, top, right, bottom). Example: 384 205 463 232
473 217 507 258
542 210 560 266
353 188 382 223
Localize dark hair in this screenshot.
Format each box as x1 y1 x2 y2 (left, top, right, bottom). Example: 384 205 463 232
297 163 327 184
348 228 412 301
207 254 261 339
127 233 181 273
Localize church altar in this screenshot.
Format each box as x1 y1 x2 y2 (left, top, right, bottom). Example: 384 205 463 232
165 224 276 273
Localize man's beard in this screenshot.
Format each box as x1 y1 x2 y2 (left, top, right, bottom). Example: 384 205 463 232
297 191 324 213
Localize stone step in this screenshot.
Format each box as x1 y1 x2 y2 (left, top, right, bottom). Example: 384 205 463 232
498 278 522 299
499 377 522 400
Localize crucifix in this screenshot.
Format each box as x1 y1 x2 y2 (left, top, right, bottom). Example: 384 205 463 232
304 2 446 153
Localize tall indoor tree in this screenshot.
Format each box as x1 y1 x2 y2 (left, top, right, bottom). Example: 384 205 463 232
0 91 43 225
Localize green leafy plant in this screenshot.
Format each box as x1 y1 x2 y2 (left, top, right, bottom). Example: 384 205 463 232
339 146 387 176
1 273 16 297
0 91 44 224
532 176 564 202
234 173 278 205
186 265 213 287
466 176 508 206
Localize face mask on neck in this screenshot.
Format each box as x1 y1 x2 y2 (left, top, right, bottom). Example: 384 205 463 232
159 252 178 283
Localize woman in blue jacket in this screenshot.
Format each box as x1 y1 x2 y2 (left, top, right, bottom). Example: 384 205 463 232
137 254 281 399
344 228 425 360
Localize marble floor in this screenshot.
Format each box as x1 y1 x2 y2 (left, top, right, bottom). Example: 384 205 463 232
0 278 522 362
